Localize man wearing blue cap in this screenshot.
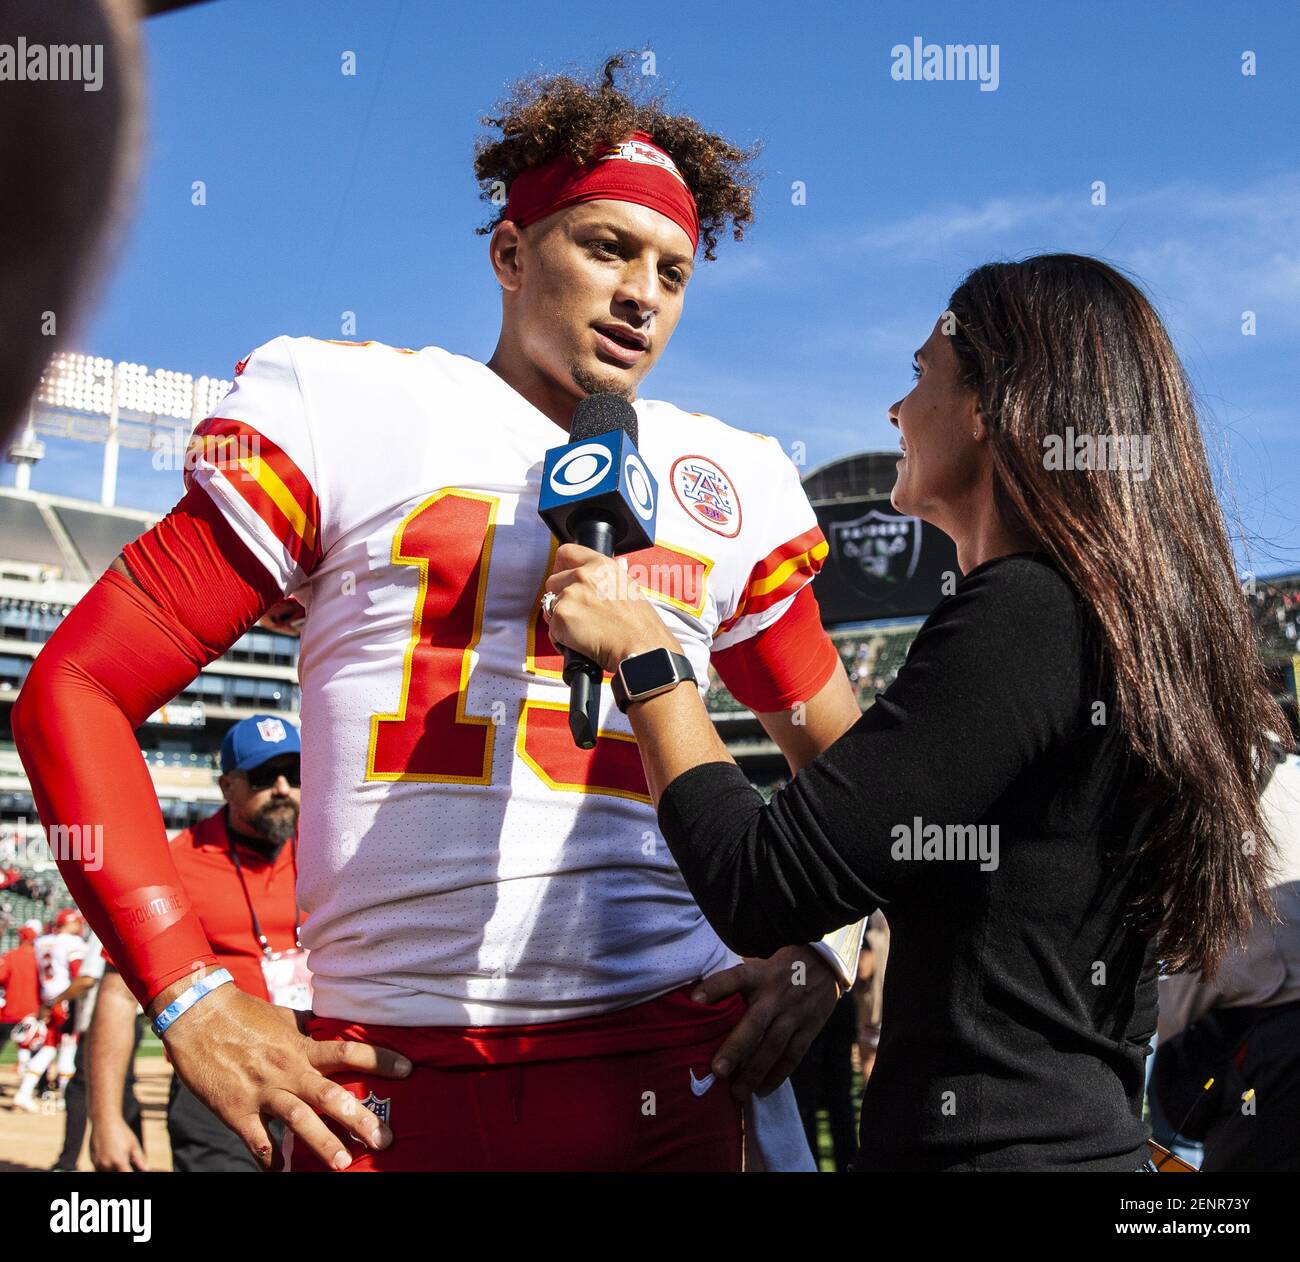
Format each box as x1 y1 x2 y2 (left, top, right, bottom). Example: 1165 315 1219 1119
88 714 307 1172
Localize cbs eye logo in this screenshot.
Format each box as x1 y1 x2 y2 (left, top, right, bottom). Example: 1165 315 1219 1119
549 443 613 497
548 443 657 522
623 451 655 521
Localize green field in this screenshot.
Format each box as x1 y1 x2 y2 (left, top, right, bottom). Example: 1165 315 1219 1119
2 1029 166 1064
811 1068 866 1172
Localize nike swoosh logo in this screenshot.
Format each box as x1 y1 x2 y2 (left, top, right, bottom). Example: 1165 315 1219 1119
689 1069 715 1097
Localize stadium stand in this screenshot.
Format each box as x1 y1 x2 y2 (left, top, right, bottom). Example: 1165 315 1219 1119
705 622 923 719
1244 575 1300 736
0 496 65 572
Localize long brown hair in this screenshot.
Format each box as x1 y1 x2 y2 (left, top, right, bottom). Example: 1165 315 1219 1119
946 254 1287 976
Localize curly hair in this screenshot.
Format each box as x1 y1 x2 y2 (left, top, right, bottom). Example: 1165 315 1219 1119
473 52 760 262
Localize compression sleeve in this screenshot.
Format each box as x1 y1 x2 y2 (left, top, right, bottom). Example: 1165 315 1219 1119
710 584 839 712
12 482 284 1007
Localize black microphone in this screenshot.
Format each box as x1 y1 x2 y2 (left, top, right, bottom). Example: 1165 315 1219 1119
537 394 659 748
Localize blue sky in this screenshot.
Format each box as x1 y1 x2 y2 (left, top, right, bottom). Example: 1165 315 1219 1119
17 0 1300 574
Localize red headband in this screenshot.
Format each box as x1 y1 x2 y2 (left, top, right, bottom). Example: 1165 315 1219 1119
503 131 700 254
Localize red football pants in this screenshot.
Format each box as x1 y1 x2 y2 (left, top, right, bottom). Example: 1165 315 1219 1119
285 994 744 1172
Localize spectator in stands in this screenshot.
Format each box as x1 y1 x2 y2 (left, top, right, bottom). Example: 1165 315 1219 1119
90 713 307 1171
1151 737 1300 1171
548 253 1291 1170
0 0 142 445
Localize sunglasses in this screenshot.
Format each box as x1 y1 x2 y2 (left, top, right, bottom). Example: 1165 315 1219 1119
243 760 301 790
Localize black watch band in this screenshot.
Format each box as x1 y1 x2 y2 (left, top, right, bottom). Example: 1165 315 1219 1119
611 648 696 714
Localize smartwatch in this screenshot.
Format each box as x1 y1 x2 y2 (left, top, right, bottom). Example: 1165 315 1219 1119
611 647 697 714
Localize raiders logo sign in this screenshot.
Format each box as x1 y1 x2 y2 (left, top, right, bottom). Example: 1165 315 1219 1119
829 509 922 594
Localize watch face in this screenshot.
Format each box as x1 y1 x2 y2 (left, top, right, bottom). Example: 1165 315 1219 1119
620 648 674 698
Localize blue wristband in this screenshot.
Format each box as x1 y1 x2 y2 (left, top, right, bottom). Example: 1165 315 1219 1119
151 968 234 1036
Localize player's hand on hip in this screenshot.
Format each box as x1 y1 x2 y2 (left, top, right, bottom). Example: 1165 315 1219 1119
691 945 841 1103
155 980 412 1171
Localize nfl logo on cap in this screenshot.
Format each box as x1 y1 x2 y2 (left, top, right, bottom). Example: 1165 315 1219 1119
222 713 301 774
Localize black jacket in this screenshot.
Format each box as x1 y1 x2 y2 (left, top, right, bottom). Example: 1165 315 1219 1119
659 553 1159 1170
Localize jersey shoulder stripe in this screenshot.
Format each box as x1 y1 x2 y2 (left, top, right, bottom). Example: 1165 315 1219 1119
717 524 829 635
747 524 829 596
184 416 323 575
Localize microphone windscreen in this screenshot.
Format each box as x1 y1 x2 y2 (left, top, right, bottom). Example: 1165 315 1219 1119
569 393 638 447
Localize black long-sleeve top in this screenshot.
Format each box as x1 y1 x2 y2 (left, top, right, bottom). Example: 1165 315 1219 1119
659 553 1161 1171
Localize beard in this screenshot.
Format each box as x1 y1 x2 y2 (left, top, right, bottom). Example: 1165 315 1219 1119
251 799 298 845
569 358 635 402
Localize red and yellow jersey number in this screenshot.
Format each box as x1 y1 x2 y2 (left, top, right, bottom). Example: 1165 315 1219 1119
367 489 712 804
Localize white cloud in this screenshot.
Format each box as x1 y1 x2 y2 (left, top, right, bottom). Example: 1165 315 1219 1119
847 171 1300 348
693 247 771 289
852 194 1071 255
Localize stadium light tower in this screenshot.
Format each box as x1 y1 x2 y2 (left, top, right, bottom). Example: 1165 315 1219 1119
6 414 45 492
8 351 232 506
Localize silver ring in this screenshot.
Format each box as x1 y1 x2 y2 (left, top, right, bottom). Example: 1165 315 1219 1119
541 591 558 621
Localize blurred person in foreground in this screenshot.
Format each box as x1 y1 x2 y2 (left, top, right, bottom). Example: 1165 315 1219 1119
544 254 1289 1170
0 0 142 443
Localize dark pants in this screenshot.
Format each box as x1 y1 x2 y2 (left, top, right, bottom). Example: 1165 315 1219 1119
54 1017 145 1170
167 1072 261 1172
1152 1000 1300 1172
53 1013 143 1169
791 991 858 1171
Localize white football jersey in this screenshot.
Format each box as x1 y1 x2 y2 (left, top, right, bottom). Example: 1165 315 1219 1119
183 336 829 1025
34 932 87 1007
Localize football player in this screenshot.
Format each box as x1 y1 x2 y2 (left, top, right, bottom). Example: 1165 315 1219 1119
14 54 864 1170
11 909 87 1111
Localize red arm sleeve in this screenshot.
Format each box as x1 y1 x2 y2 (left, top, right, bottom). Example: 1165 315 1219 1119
710 583 840 712
11 483 284 1008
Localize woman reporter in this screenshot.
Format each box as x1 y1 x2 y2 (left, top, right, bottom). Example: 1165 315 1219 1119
544 254 1288 1171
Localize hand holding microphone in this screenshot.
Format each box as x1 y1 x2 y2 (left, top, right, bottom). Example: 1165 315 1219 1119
537 394 658 748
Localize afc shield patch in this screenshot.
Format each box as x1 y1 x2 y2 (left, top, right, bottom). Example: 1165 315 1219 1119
670 454 741 537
